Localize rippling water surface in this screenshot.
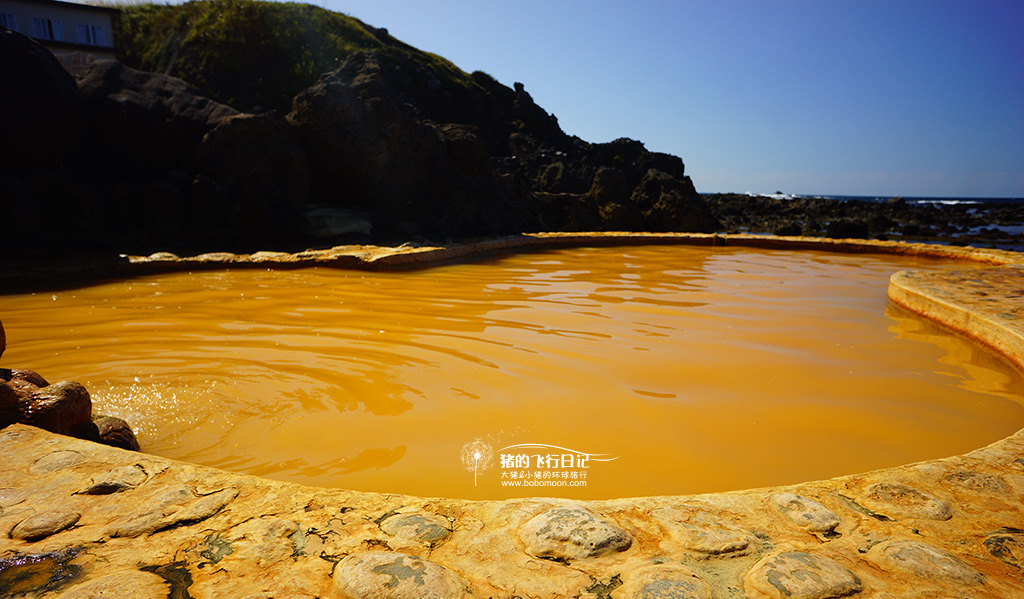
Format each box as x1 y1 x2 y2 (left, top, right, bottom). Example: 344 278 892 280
4 246 1024 499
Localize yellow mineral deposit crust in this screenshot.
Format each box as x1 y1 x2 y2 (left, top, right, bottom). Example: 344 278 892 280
2 233 1024 598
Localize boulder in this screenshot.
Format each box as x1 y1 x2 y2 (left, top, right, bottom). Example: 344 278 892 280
538 161 587 194
0 378 18 428
0 28 84 169
192 112 311 237
94 415 141 451
10 507 81 542
18 381 96 440
289 51 525 238
7 368 50 394
518 506 633 561
631 169 719 233
533 192 602 232
825 219 871 239
77 60 238 171
588 167 644 231
0 329 141 448
300 206 372 239
331 551 473 599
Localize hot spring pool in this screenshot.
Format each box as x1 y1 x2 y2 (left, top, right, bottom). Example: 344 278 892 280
3 245 1024 499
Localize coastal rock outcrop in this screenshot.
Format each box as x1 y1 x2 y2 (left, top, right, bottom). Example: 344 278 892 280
191 112 311 238
0 27 84 168
288 51 525 238
77 60 239 171
706 192 1024 248
631 168 718 233
287 49 716 239
3 4 719 250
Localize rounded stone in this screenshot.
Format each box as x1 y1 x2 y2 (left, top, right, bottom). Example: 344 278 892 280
772 493 841 533
942 470 1010 494
10 506 81 541
148 252 180 261
653 506 754 555
56 570 169 599
869 539 982 585
519 505 633 561
860 482 952 520
93 415 141 451
380 513 451 543
29 450 85 473
18 381 93 438
676 523 752 555
746 551 861 599
80 464 147 495
0 487 29 508
330 551 472 599
621 564 712 599
9 368 50 389
0 381 17 428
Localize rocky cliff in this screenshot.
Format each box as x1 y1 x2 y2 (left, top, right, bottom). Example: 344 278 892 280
0 0 715 254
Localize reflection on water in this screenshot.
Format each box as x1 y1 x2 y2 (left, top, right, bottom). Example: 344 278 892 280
2 246 1023 499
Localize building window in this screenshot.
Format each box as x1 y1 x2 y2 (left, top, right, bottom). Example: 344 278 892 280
77 24 105 46
0 13 16 30
32 17 63 41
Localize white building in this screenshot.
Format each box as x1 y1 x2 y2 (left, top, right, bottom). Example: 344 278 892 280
0 0 119 74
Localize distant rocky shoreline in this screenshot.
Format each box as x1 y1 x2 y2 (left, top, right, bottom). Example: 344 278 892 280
708 193 1024 250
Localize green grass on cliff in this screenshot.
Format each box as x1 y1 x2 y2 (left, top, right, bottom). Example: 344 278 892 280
117 0 477 112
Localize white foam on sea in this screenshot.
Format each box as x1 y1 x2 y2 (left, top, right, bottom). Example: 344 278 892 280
746 191 799 200
917 199 983 206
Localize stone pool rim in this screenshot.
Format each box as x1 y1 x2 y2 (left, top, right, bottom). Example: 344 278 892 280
3 232 1024 598
3 232 1020 292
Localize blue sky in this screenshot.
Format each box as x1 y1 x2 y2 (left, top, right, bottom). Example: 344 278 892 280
318 0 1023 198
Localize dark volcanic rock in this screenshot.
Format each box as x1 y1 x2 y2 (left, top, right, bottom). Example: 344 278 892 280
0 28 84 169
78 60 239 171
192 112 311 238
287 50 711 239
0 29 87 250
3 16 712 249
825 219 871 239
706 193 1024 249
631 169 719 232
288 51 526 238
533 192 602 232
589 167 644 231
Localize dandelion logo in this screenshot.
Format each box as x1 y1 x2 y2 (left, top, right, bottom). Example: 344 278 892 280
460 439 494 486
